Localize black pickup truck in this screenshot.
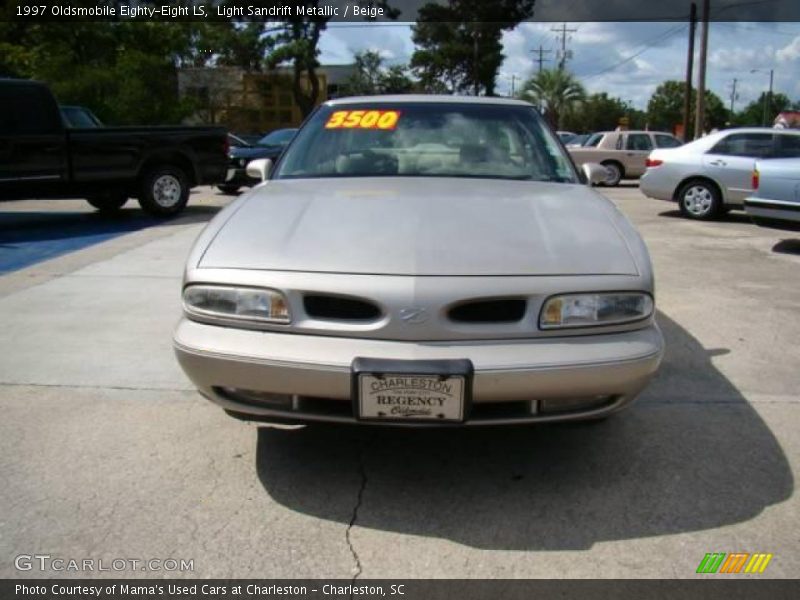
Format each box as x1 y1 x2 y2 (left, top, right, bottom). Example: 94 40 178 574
0 79 228 216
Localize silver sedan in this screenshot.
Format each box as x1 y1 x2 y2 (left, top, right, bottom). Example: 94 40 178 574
745 157 800 231
174 96 664 426
641 127 800 220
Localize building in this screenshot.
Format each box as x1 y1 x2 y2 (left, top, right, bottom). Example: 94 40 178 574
178 64 356 133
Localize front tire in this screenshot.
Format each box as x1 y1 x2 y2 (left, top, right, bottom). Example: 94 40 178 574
600 161 623 187
86 194 128 214
138 166 190 217
678 179 722 220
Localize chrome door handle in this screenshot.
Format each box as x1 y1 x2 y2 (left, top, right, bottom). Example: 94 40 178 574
708 160 727 166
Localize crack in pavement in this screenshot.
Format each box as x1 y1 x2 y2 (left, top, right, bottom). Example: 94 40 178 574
346 436 368 588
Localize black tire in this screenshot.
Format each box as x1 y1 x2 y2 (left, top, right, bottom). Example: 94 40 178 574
138 165 190 217
677 179 722 220
217 185 240 195
600 161 623 187
86 194 128 214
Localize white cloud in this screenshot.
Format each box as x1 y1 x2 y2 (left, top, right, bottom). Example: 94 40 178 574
777 35 800 63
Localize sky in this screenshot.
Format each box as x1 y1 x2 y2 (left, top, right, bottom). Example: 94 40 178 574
317 21 800 111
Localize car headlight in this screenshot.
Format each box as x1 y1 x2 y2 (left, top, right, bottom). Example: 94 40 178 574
540 293 653 329
183 285 290 324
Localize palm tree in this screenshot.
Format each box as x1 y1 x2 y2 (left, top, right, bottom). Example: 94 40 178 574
520 69 586 129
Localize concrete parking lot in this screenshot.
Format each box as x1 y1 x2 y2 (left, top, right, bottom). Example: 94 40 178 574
0 185 798 579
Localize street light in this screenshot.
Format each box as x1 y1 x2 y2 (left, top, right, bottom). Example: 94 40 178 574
751 68 775 127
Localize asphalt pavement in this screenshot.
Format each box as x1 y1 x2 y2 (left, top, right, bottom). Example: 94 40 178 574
0 185 798 579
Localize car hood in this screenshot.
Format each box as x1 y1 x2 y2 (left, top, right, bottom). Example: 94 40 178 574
199 177 640 276
229 145 283 159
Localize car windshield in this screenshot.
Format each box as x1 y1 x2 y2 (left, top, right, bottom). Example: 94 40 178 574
274 102 579 183
584 133 604 147
258 129 295 146
61 106 102 128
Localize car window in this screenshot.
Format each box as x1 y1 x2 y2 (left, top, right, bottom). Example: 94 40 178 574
61 107 102 128
773 133 800 158
584 133 604 147
259 129 296 146
275 103 579 184
655 134 682 148
615 135 624 150
626 134 653 151
710 133 774 158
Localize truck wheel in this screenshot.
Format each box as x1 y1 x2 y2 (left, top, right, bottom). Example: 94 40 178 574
86 194 128 213
138 166 190 217
217 185 240 195
678 179 722 220
600 161 623 187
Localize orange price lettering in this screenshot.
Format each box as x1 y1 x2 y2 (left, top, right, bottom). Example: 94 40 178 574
325 110 401 130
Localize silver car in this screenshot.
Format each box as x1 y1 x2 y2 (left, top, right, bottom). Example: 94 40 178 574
641 128 800 220
745 158 800 231
174 96 664 426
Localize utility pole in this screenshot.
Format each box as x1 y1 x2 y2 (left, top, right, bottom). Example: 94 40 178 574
510 74 517 97
764 69 774 126
682 2 697 141
532 45 552 73
473 25 479 96
729 78 738 114
551 23 577 70
694 0 710 138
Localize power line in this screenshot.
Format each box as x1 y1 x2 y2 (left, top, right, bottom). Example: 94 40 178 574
582 23 689 80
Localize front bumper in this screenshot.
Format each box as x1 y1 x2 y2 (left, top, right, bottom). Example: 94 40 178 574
174 318 664 426
224 167 258 187
175 319 665 425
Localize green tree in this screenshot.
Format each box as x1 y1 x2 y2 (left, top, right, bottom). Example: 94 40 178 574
520 69 585 129
346 50 415 95
561 92 628 133
1 21 199 124
411 1 535 95
647 80 728 135
734 92 793 126
265 2 398 117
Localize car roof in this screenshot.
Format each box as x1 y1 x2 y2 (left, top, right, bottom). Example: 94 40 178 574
324 94 533 107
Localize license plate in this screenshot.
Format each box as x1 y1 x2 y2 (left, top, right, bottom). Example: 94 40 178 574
352 358 473 423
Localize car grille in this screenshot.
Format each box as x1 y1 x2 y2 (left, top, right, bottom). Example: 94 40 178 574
447 299 527 324
303 294 382 322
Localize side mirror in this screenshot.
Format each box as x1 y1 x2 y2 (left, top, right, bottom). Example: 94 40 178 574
246 158 272 182
582 163 608 186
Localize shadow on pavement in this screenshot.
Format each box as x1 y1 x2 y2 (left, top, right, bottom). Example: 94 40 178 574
658 209 752 224
772 239 800 255
254 312 792 551
0 205 221 273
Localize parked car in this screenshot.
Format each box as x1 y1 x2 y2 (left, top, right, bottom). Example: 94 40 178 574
0 79 228 216
218 128 297 194
641 128 800 220
60 105 103 128
227 132 253 148
174 95 664 427
566 133 591 148
744 158 800 231
557 131 577 144
569 130 683 186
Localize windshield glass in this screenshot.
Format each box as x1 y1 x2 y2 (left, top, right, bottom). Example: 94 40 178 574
61 106 102 128
274 102 578 183
259 129 296 146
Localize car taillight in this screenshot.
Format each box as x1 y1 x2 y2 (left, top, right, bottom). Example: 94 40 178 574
645 158 663 168
752 169 759 190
